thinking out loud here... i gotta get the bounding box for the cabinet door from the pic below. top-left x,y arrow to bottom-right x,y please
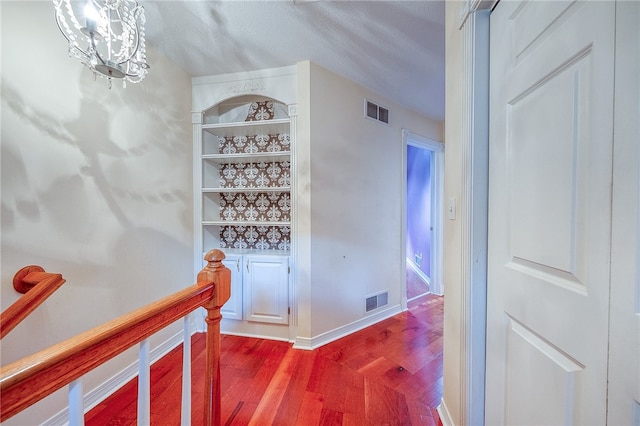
221,254 -> 243,320
244,255 -> 289,324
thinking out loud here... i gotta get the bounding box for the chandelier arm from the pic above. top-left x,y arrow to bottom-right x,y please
117,5 -> 143,66
92,37 -> 108,68
53,8 -> 71,43
54,8 -> 91,59
116,25 -> 140,66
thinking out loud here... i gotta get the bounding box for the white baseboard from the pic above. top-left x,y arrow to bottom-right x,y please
292,304 -> 403,350
221,330 -> 292,343
43,330 -> 187,426
406,257 -> 431,286
437,398 -> 454,426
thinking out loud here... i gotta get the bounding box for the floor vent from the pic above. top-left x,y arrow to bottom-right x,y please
365,291 -> 389,313
365,99 -> 389,124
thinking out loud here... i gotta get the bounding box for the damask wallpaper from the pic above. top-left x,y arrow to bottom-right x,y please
220,192 -> 291,222
245,100 -> 275,121
220,225 -> 291,250
218,133 -> 290,155
216,105 -> 291,250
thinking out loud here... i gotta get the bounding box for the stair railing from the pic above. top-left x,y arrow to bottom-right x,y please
0,249 -> 231,425
1,265 -> 66,339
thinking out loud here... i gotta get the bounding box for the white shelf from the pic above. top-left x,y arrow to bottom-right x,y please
208,248 -> 290,256
202,119 -> 290,137
203,152 -> 290,164
202,220 -> 291,226
202,186 -> 291,193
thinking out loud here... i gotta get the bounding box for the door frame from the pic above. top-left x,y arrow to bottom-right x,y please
401,130 -> 444,308
439,5 -> 492,426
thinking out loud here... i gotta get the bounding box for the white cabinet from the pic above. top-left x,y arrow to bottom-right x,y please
220,253 -> 289,325
244,255 -> 289,324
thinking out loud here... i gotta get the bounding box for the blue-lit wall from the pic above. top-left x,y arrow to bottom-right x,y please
406,145 -> 432,278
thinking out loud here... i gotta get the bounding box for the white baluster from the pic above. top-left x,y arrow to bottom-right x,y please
137,339 -> 150,426
181,314 -> 192,425
68,379 -> 84,426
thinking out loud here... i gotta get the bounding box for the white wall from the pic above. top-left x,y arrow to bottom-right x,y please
0,2 -> 193,424
296,61 -> 443,341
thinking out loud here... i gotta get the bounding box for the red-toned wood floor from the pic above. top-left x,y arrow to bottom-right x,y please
86,294 -> 443,425
406,264 -> 430,300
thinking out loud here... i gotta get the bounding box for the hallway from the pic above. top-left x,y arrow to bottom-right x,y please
85,295 -> 444,425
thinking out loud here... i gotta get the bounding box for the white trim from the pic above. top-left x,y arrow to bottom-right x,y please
459,0 -> 499,29
292,304 -> 403,350
406,257 -> 430,287
192,116 -> 204,283
292,336 -> 314,351
220,318 -> 291,341
192,65 -> 297,87
457,8 -> 490,426
288,103 -> 299,342
437,399 -> 455,426
221,330 -> 292,343
191,66 -> 297,113
401,130 -> 445,303
43,330 -> 188,426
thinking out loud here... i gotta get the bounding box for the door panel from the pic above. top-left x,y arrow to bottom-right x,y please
487,1 -> 615,424
244,255 -> 289,324
504,317 -> 584,425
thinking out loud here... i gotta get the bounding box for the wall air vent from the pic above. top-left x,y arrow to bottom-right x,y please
365,291 -> 389,313
365,99 -> 390,124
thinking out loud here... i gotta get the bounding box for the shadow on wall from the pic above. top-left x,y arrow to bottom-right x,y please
1,74 -> 191,244
0,39 -> 193,345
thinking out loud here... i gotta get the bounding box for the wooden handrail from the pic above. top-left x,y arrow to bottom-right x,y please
0,249 -> 231,424
1,266 -> 66,339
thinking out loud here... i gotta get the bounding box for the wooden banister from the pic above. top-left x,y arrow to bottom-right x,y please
1,266 -> 66,339
0,250 -> 231,424
198,249 -> 231,426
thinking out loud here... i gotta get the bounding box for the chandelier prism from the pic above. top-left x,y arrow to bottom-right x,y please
53,0 -> 149,86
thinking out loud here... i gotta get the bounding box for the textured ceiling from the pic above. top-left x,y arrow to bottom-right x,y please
144,1 -> 445,122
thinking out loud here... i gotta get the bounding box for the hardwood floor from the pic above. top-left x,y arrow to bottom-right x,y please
406,264 -> 430,300
85,295 -> 443,425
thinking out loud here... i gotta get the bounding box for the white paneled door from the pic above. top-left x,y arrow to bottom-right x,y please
486,1 -> 615,424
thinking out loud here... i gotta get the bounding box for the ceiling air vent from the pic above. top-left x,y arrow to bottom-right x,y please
365,291 -> 389,313
365,99 -> 389,124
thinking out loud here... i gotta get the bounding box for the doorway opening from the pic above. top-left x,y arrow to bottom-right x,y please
402,131 -> 444,308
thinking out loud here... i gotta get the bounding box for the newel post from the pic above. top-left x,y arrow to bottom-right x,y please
197,249 -> 231,426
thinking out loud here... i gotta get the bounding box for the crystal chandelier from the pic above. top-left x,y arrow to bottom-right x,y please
53,0 -> 149,87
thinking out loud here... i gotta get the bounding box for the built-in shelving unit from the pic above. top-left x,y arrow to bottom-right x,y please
198,96 -> 292,253
194,91 -> 295,337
